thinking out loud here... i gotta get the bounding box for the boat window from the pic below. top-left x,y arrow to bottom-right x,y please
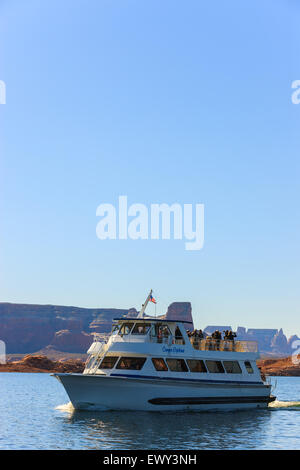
166,358 -> 188,372
85,355 -> 95,369
99,356 -> 119,369
223,361 -> 242,374
131,323 -> 151,335
153,324 -> 171,343
116,357 -> 146,370
152,358 -> 168,371
111,325 -> 119,335
186,359 -> 207,373
244,361 -> 254,374
174,326 -> 185,345
205,360 -> 225,373
119,323 -> 133,335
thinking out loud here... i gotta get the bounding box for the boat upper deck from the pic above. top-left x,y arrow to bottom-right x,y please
83,293 -> 261,380
98,317 -> 258,354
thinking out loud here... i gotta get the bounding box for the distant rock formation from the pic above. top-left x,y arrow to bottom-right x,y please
287,335 -> 300,350
270,328 -> 289,355
158,302 -> 194,330
126,308 -> 139,318
204,326 -> 232,335
236,326 -> 247,337
49,330 -> 93,353
0,303 -> 129,353
206,325 -> 298,356
88,308 -> 130,333
246,328 -> 278,353
0,301 -> 298,356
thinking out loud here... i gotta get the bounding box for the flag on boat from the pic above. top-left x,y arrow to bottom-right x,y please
149,294 -> 156,304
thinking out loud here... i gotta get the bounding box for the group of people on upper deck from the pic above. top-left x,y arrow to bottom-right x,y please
186,329 -> 237,341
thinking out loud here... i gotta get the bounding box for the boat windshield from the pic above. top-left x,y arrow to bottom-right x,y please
150,323 -> 171,343
131,323 -> 151,335
85,355 -> 95,369
111,324 -> 120,335
119,322 -> 134,335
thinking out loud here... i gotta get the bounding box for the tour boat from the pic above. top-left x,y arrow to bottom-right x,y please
53,291 -> 276,411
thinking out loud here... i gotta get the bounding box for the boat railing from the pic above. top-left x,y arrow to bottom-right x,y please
190,338 -> 258,353
84,334 -> 111,374
91,332 -> 110,343
149,334 -> 185,345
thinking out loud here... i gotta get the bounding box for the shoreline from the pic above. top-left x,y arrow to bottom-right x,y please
258,356 -> 300,377
0,355 -> 84,373
1,354 -> 300,376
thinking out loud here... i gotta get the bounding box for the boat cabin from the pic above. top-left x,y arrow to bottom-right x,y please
110,317 -> 187,345
83,317 -> 260,382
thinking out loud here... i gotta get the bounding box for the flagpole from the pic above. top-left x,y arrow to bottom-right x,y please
137,289 -> 153,318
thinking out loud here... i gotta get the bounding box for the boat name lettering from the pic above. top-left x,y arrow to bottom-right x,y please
162,346 -> 185,354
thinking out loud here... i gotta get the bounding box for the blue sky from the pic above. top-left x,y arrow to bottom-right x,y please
0,0 -> 299,337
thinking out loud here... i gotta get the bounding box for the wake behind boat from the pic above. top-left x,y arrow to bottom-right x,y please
53,291 -> 276,411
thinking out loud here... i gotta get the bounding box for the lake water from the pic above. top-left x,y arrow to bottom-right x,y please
0,373 -> 300,450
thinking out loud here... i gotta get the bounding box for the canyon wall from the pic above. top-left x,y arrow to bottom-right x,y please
0,302 -> 298,356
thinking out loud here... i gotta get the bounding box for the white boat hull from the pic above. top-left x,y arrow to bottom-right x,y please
54,373 -> 275,412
